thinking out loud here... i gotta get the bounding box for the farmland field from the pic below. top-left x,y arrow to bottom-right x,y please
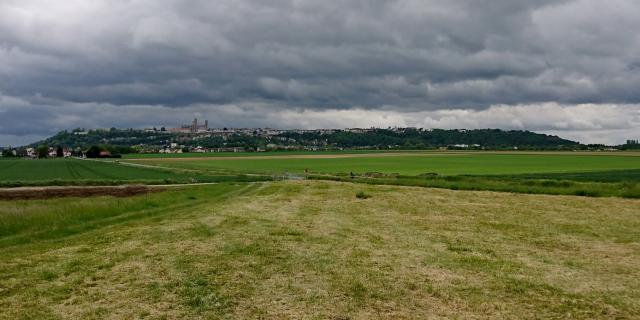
123,150 -> 406,159
128,152 -> 640,176
0,159 -> 184,181
0,159 -> 270,186
123,151 -> 640,198
2,152 -> 640,318
1,181 -> 639,319
2,152 -> 640,197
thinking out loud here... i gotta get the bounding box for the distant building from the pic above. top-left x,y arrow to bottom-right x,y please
170,118 -> 210,133
169,127 -> 191,133
26,148 -> 36,158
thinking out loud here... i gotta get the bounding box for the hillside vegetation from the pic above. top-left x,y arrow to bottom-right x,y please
32,128 -> 578,150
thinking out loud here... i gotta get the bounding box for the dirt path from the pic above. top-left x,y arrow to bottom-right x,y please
0,185 -> 166,200
0,183 -> 224,199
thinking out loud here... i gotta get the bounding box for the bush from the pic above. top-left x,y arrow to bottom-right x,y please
36,145 -> 49,158
355,191 -> 371,199
1,149 -> 15,157
86,145 -> 102,158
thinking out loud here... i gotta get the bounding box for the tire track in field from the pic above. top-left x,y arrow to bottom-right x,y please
74,161 -> 120,180
0,161 -> 19,176
66,161 -> 82,179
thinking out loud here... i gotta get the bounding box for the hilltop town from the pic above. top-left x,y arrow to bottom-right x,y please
1,119 -> 638,159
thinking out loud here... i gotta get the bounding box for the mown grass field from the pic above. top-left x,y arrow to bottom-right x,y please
1,181 -> 639,319
130,152 -> 640,176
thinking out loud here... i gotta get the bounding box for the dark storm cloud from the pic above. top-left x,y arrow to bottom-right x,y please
1,0 -> 639,145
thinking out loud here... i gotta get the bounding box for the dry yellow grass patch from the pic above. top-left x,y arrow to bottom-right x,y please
0,181 -> 639,319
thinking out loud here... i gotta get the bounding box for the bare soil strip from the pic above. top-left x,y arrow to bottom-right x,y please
0,185 -> 162,200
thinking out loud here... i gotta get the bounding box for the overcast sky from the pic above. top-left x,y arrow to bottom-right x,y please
1,0 -> 639,146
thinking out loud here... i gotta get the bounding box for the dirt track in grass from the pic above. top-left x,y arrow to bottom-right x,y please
0,185 -> 161,200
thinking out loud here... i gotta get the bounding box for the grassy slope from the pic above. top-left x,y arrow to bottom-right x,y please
135,153 -> 640,176
1,181 -> 638,319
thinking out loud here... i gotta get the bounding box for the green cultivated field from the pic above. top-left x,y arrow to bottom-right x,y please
123,150 -> 402,159
0,159 -> 182,181
133,152 -> 640,176
0,159 -> 270,187
1,182 -> 639,318
2,152 -> 640,197
129,152 -> 640,198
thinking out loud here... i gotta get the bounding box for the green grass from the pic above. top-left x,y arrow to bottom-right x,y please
310,173 -> 640,198
4,154 -> 640,199
0,159 -> 272,187
0,159 -> 186,181
491,169 -> 640,183
1,181 -> 639,318
134,153 -> 640,176
0,184 -> 249,247
126,152 -> 640,198
123,150 -> 407,159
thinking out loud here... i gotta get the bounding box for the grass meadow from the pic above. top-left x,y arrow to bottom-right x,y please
1,181 -> 639,319
123,150 -> 403,159
126,152 -> 640,198
2,152 -> 639,197
311,171 -> 640,198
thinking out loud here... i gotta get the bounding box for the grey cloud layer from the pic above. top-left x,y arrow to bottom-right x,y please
1,0 -> 639,144
1,93 -> 638,145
